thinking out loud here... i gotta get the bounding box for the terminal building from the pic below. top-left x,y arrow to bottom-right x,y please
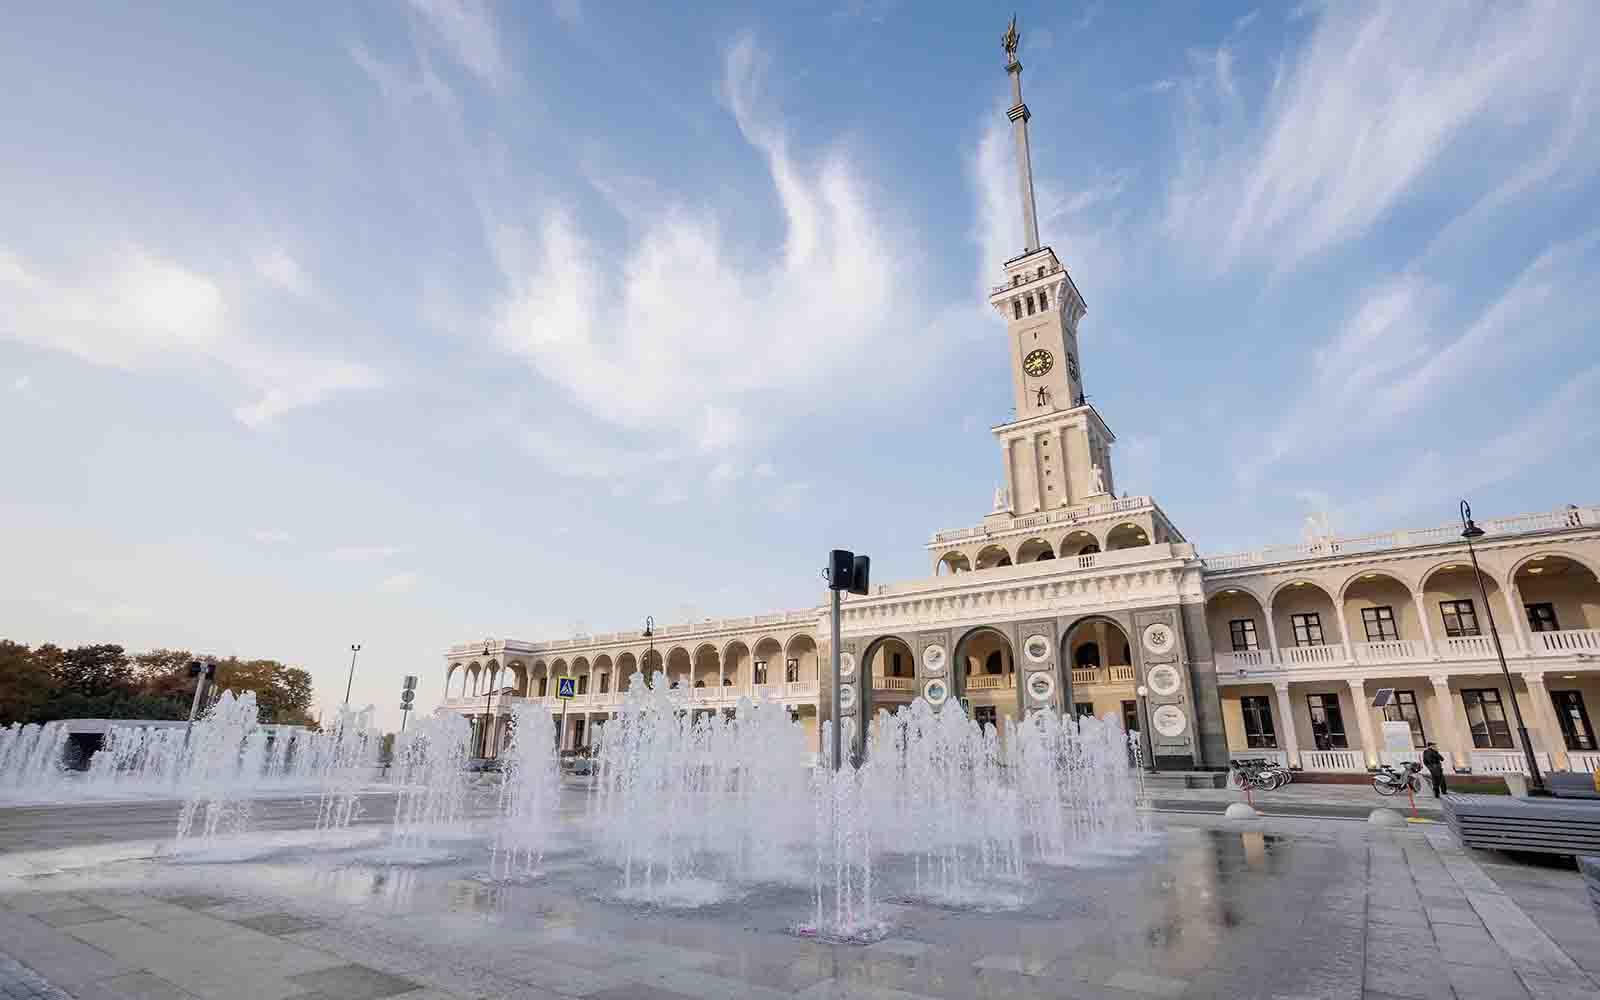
439,27 -> 1600,778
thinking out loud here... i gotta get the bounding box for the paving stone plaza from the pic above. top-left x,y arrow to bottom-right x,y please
1,791 -> 1596,1000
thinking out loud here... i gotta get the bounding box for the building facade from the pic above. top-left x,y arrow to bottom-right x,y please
438,27 -> 1600,777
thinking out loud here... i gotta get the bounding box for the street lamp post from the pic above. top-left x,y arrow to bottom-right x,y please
643,616 -> 655,686
1135,684 -> 1157,774
1459,500 -> 1544,792
343,643 -> 362,706
481,640 -> 496,759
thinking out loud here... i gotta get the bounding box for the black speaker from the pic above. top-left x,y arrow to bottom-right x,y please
829,549 -> 855,591
849,554 -> 871,595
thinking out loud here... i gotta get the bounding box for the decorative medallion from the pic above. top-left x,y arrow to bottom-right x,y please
1023,633 -> 1051,664
838,683 -> 857,712
921,643 -> 947,675
839,652 -> 856,679
922,677 -> 949,706
1146,664 -> 1182,697
1152,704 -> 1188,738
1026,671 -> 1056,702
1141,622 -> 1175,656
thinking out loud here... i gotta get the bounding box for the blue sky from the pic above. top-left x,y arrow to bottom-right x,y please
3,2 -> 1598,727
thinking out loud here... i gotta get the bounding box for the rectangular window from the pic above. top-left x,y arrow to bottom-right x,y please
1013,299 -> 1022,319
1381,689 -> 1426,748
1240,695 -> 1277,748
1440,599 -> 1480,638
1361,606 -> 1399,642
1525,603 -> 1560,633
1461,689 -> 1513,749
599,673 -> 609,694
1228,619 -> 1259,652
1305,693 -> 1348,750
785,658 -> 799,683
577,674 -> 588,695
1551,690 -> 1596,751
754,660 -> 768,685
974,706 -> 997,728
1074,702 -> 1095,719
537,677 -> 548,697
891,652 -> 904,677
1121,700 -> 1139,734
1038,287 -> 1049,310
1026,294 -> 1035,315
1291,613 -> 1325,647
572,718 -> 585,747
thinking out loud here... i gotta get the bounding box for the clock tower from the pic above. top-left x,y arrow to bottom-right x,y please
986,19 -> 1115,517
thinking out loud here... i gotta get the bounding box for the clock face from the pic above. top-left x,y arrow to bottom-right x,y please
1023,349 -> 1054,378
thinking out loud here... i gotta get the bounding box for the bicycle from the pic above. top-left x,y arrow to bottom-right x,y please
1230,758 -> 1289,791
1372,761 -> 1423,796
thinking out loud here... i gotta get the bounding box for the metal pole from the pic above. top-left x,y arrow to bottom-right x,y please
343,644 -> 361,706
1463,530 -> 1544,791
184,665 -> 210,749
559,693 -> 569,759
830,587 -> 842,770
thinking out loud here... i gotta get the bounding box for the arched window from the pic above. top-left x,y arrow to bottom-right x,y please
1013,299 -> 1022,319
723,677 -> 733,686
985,650 -> 1004,675
1075,642 -> 1101,668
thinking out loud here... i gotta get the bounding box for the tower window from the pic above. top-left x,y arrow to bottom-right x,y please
1013,299 -> 1022,319
1026,295 -> 1035,315
1037,266 -> 1045,279
1038,288 -> 1049,310
1012,275 -> 1021,287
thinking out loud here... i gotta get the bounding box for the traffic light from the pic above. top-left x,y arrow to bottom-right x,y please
828,550 -> 872,595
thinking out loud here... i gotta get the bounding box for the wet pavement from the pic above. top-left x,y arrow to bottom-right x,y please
1,790 -> 1595,999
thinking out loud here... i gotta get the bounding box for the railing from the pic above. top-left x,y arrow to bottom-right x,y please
1532,629 -> 1600,654
874,676 -> 916,692
1281,643 -> 1346,666
1568,751 -> 1600,773
965,674 -> 1013,691
1108,665 -> 1137,683
929,495 -> 1156,545
1071,668 -> 1100,686
1379,750 -> 1425,766
1469,751 -> 1553,775
1202,504 -> 1598,572
1353,639 -> 1426,664
1440,635 -> 1504,660
1301,749 -> 1365,772
1215,649 -> 1273,673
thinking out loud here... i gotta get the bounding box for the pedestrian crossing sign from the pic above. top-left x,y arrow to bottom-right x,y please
556,677 -> 577,699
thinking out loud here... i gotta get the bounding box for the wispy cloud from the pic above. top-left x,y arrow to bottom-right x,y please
330,545 -> 408,562
407,0 -> 510,89
253,248 -> 313,299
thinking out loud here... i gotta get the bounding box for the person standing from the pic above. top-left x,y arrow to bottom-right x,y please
1422,742 -> 1447,797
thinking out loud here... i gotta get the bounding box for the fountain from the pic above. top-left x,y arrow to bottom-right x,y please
0,722 -> 71,799
387,709 -> 473,859
489,702 -> 559,879
174,691 -> 266,850
314,704 -> 383,836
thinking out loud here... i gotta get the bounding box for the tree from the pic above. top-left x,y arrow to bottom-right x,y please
0,641 -> 50,725
53,644 -> 131,698
211,658 -> 316,726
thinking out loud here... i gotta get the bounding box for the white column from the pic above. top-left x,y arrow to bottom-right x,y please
1347,678 -> 1379,767
1002,439 -> 1017,512
1503,582 -> 1530,654
1262,604 -> 1282,665
1273,680 -> 1301,768
1520,672 -> 1565,770
1429,675 -> 1462,772
1415,592 -> 1438,658
1055,427 -> 1072,506
1333,601 -> 1355,664
1030,434 -> 1045,512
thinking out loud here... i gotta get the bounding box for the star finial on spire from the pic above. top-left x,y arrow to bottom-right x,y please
1002,14 -> 1020,66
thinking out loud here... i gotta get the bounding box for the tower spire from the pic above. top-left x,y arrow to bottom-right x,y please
1002,15 -> 1041,253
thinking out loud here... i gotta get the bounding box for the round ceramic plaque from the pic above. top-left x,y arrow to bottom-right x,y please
922,677 -> 949,706
1026,671 -> 1056,702
1152,704 -> 1188,738
839,652 -> 856,679
1142,622 -> 1175,656
1023,634 -> 1051,664
838,683 -> 857,711
1146,663 -> 1182,697
921,644 -> 947,675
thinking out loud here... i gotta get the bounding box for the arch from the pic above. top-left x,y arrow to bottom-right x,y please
938,551 -> 972,575
1058,529 -> 1101,558
862,635 -> 914,685
752,636 -> 783,686
1268,578 -> 1344,645
1335,567 -> 1416,605
1061,615 -> 1134,682
1511,552 -> 1600,633
1417,559 -> 1500,593
1265,577 -> 1337,608
592,653 -> 614,694
954,626 -> 1014,695
693,643 -> 721,687
465,661 -> 482,697
616,651 -> 640,690
506,660 -> 528,696
721,640 -> 751,687
1508,548 -> 1600,583
785,633 -> 818,682
445,662 -> 462,698
1205,588 -> 1269,657
1017,537 -> 1055,563
550,657 -> 569,678
1105,521 -> 1150,551
665,646 -> 692,688
975,543 -> 1013,570
1339,570 -> 1422,648
572,655 -> 591,675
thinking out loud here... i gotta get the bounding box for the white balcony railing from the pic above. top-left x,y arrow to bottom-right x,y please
1281,643 -> 1346,666
1108,665 -> 1137,683
965,674 -> 1013,691
1301,749 -> 1365,772
1469,751 -> 1552,775
1568,751 -> 1600,773
1379,750 -> 1425,766
874,676 -> 916,692
1440,635 -> 1504,660
1353,639 -> 1426,664
1215,649 -> 1274,672
1071,668 -> 1100,685
1532,628 -> 1600,655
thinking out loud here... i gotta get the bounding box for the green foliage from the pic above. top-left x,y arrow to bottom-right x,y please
0,639 -> 319,727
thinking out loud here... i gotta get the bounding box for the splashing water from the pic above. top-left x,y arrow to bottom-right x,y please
314,705 -> 383,836
389,709 -> 473,857
490,702 -> 559,879
0,722 -> 72,798
174,691 -> 264,850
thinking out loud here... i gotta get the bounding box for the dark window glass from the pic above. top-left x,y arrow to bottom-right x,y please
578,675 -> 588,694
1038,287 -> 1049,309
754,660 -> 768,685
1013,299 -> 1022,319
985,650 -> 1004,675
786,658 -> 799,682
974,706 -> 997,728
1074,702 -> 1095,718
599,673 -> 609,694
1551,690 -> 1596,751
1291,613 -> 1325,647
1074,642 -> 1101,668
572,718 -> 585,747
1461,689 -> 1513,749
1381,690 -> 1426,748
1229,619 -> 1259,652
1361,606 -> 1399,642
1306,693 -> 1348,749
1440,600 -> 1480,638
891,651 -> 904,677
1525,603 -> 1560,633
1241,695 -> 1276,748
1121,700 -> 1139,734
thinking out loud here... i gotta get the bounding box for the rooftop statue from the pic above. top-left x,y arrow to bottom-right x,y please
1003,15 -> 1020,64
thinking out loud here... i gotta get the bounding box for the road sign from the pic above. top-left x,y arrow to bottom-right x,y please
556,677 -> 577,699
401,688 -> 415,705
402,675 -> 418,691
